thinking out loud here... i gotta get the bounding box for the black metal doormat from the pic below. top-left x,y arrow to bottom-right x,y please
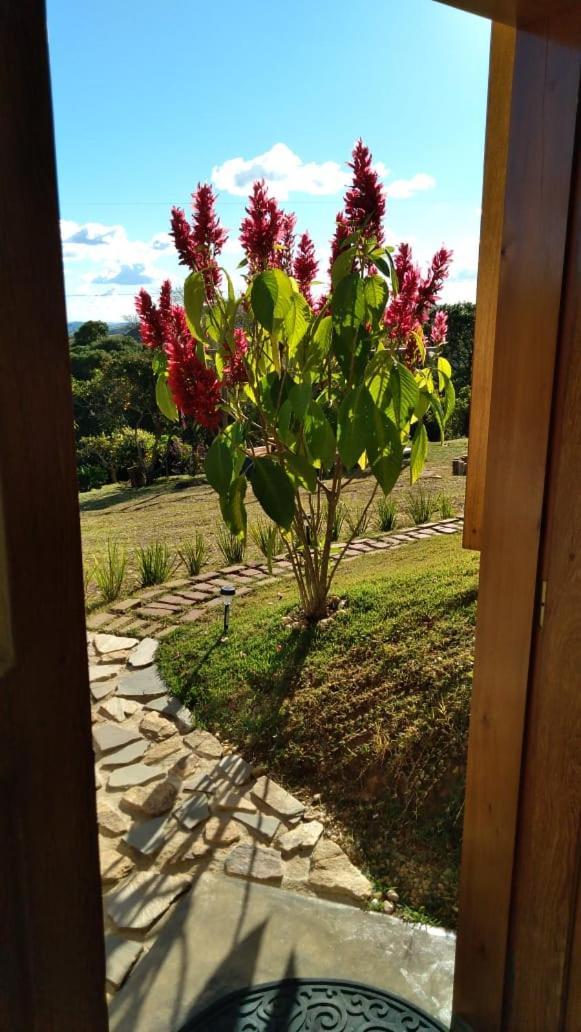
180,977 -> 447,1031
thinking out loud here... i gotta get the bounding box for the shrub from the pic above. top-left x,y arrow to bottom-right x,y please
217,527 -> 246,565
406,485 -> 436,525
377,497 -> 397,531
140,140 -> 455,621
178,533 -> 207,576
437,492 -> 454,519
251,520 -> 282,573
136,540 -> 176,587
93,541 -> 127,603
345,504 -> 372,539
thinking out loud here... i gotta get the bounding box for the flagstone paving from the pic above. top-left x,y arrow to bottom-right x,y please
86,518 -> 464,639
91,520 -> 464,1003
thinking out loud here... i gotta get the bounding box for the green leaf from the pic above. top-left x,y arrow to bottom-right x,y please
151,351 -> 167,375
390,363 -> 420,427
249,457 -> 295,530
330,246 -> 356,288
284,291 -> 310,352
286,451 -> 317,492
330,273 -> 365,328
220,475 -> 247,538
184,271 -> 206,339
288,381 -> 311,422
364,275 -> 388,316
250,269 -> 293,331
437,356 -> 452,380
205,437 -> 233,494
372,451 -> 402,495
277,399 -> 295,447
410,423 -> 428,484
337,386 -> 373,469
304,401 -> 336,469
443,378 -> 456,425
155,375 -> 178,422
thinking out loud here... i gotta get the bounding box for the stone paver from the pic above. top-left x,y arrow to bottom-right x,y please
121,779 -> 179,818
105,870 -> 190,931
216,753 -> 252,786
108,763 -> 165,790
125,814 -> 173,856
101,739 -> 149,767
278,820 -> 324,855
225,843 -> 283,883
94,634 -> 139,655
116,666 -> 166,699
251,775 -> 305,819
183,729 -> 223,759
233,809 -> 280,842
93,723 -> 141,754
174,794 -> 210,831
105,935 -> 143,989
127,637 -> 158,669
98,801 -> 131,837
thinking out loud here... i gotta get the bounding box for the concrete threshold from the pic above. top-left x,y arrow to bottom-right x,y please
109,872 -> 455,1031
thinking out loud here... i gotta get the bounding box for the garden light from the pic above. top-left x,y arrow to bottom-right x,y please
220,584 -> 236,638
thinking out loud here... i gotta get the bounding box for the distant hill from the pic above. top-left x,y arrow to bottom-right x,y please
67,321 -> 133,336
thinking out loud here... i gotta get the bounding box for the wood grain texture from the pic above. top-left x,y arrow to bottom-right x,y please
505,126 -> 581,1032
0,2 -> 107,1029
438,0 -> 579,30
463,23 -> 515,552
452,18 -> 580,1032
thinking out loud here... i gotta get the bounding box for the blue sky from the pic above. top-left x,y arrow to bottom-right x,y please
47,0 -> 491,323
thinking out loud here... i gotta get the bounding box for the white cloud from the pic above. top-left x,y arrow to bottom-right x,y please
92,263 -> 154,285
386,173 -> 436,199
212,142 -> 389,200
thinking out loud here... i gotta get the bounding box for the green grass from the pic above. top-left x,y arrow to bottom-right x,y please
79,438 -> 468,593
158,534 -> 478,928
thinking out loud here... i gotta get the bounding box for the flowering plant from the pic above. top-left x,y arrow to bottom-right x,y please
136,141 -> 454,621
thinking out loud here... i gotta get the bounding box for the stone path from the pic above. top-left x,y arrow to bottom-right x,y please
92,520 -> 464,1000
87,518 -> 464,640
92,634 -> 382,999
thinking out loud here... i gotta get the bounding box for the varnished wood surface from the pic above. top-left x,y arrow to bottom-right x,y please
438,0 -> 580,32
463,23 -> 515,551
505,131 -> 581,1032
0,1 -> 107,1029
452,17 -> 580,1032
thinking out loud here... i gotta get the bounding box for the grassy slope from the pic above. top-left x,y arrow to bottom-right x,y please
158,533 -> 478,928
79,438 -> 468,587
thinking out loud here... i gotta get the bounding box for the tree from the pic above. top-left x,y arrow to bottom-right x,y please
72,320 -> 109,348
438,302 -> 474,393
137,142 -> 455,622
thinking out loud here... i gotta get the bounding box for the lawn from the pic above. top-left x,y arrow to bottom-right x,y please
79,437 -> 468,589
157,532 -> 478,928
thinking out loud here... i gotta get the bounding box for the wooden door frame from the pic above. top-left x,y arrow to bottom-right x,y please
453,7 -> 580,1031
0,2 -> 108,1029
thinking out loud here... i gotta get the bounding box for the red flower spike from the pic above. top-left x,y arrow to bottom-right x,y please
430,310 -> 448,346
240,180 -> 284,274
293,231 -> 318,307
170,207 -> 198,269
223,328 -> 249,386
166,338 -> 222,429
135,287 -> 166,350
344,139 -> 386,243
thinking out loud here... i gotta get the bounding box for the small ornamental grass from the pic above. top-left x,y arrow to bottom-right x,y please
251,520 -> 282,573
136,540 -> 176,587
217,526 -> 246,565
330,502 -> 348,542
93,540 -> 127,603
376,497 -> 397,532
437,492 -> 454,519
406,485 -> 436,526
178,533 -> 207,576
345,503 -> 372,539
